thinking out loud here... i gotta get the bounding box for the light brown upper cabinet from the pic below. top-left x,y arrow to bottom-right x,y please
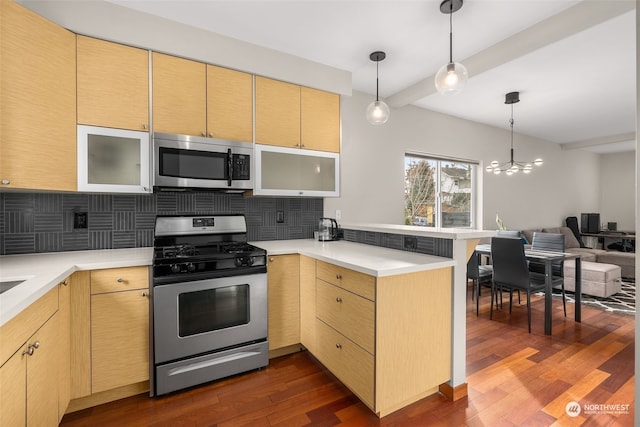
152,52 -> 207,136
207,64 -> 253,142
256,76 -> 340,153
301,87 -> 340,152
0,1 -> 76,191
77,35 -> 149,131
153,53 -> 253,142
255,76 -> 301,149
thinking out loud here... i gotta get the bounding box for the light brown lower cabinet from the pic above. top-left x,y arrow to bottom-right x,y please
91,289 -> 150,393
0,286 -> 62,427
68,266 -> 150,413
307,260 -> 453,417
267,254 -> 300,351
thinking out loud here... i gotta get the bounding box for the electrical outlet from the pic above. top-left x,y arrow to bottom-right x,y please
74,212 -> 88,229
404,236 -> 418,250
276,211 -> 285,223
335,209 -> 341,221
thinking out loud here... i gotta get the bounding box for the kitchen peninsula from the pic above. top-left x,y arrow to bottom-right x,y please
257,223 -> 495,414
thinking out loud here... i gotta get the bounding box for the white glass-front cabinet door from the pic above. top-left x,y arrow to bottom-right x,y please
77,125 -> 151,193
254,144 -> 340,197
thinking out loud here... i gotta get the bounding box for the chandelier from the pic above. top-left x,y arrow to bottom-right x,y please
485,91 -> 543,175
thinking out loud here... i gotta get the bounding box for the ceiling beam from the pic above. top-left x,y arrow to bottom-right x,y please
386,0 -> 635,108
560,132 -> 636,151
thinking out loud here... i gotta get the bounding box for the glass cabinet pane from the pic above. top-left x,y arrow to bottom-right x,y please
88,134 -> 141,185
255,144 -> 339,196
78,125 -> 150,193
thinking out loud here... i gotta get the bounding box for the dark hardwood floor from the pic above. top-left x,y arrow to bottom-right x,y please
61,284 -> 635,426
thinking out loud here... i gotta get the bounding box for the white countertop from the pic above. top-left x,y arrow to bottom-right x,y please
340,223 -> 496,240
0,248 -> 153,327
251,239 -> 455,277
0,239 -> 454,327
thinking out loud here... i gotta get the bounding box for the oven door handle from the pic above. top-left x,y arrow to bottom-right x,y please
227,148 -> 233,187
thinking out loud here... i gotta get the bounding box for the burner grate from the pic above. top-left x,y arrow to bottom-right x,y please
159,244 -> 199,259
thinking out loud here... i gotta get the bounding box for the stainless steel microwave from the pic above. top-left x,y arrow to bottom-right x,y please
153,133 -> 252,191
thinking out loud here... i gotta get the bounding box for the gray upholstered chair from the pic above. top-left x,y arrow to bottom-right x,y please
529,232 -> 567,317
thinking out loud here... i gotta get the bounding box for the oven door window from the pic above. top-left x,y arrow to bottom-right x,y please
158,147 -> 228,180
178,285 -> 249,337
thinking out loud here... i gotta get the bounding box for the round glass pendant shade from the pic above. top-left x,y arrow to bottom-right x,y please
435,62 -> 468,95
366,100 -> 390,125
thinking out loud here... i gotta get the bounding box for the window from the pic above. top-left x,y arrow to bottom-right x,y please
404,153 -> 478,228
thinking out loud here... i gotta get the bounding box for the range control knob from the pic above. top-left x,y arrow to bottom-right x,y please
247,256 -> 255,266
170,264 -> 181,274
186,263 -> 196,272
234,257 -> 243,267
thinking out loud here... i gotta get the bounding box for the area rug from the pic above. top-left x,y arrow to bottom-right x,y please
543,280 -> 635,316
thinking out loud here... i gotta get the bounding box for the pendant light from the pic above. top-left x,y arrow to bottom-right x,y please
434,0 -> 468,95
366,51 -> 390,125
485,92 -> 543,176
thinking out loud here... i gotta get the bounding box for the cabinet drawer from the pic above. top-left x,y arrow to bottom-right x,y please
316,261 -> 375,301
315,319 -> 374,409
91,266 -> 149,294
316,280 -> 374,354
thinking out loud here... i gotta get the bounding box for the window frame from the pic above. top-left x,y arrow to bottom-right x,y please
404,152 -> 479,229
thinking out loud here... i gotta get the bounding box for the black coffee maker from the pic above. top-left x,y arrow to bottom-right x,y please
318,218 -> 341,241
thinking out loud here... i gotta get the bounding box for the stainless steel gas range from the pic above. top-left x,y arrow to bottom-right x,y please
150,215 -> 268,396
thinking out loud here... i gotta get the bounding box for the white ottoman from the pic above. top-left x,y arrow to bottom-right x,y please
563,261 -> 622,298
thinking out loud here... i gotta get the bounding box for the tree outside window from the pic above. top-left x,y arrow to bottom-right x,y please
404,155 -> 475,228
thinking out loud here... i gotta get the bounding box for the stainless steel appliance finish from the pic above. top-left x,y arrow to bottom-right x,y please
153,132 -> 252,191
151,215 -> 268,396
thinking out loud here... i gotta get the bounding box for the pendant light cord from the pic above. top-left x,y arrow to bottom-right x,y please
509,103 -> 515,164
449,2 -> 453,64
376,59 -> 380,101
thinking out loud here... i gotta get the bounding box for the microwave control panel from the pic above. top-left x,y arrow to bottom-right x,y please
232,154 -> 250,180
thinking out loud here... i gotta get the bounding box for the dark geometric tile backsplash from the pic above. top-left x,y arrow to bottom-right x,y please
342,228 -> 453,258
0,192 -> 324,255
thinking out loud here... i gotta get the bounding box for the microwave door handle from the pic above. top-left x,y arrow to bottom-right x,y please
227,149 -> 233,186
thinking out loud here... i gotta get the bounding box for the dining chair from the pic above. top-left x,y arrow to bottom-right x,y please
529,232 -> 567,317
467,252 -> 493,315
490,237 -> 548,333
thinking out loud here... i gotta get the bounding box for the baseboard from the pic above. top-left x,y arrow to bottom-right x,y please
439,382 -> 468,401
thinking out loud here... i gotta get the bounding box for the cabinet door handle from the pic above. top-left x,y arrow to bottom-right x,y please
201,131 -> 206,137
208,132 -> 213,138
142,124 -> 147,130
61,280 -> 68,286
1,179 -> 10,185
335,297 -> 342,303
335,343 -> 342,349
269,257 -> 274,262
22,341 -> 40,356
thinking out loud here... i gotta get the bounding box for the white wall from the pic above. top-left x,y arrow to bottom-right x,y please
599,152 -> 636,231
326,91 -> 603,231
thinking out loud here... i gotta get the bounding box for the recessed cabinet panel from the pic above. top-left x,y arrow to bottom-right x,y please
254,144 -> 339,197
78,125 -> 150,193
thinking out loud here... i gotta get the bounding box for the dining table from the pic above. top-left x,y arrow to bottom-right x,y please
474,244 -> 582,335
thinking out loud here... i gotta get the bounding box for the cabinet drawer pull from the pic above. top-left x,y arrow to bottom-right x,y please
142,124 -> 147,130
61,280 -> 68,286
141,291 -> 148,297
269,257 -> 274,262
116,277 -> 125,283
336,274 -> 342,280
335,343 -> 342,349
335,297 -> 342,303
1,179 -> 10,185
